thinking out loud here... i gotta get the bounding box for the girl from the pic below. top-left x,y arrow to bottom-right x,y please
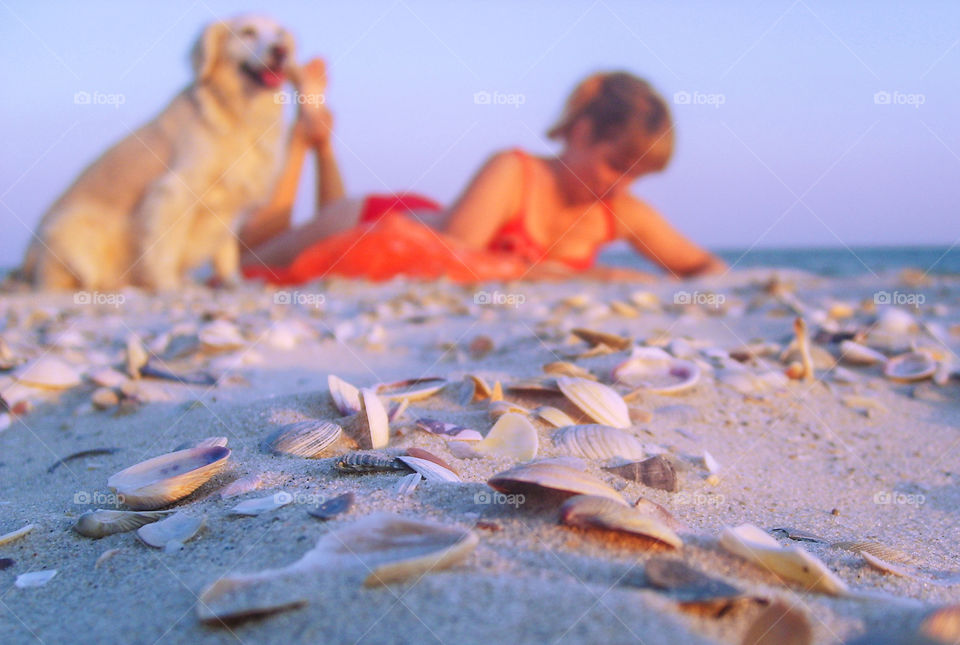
240,60 -> 725,283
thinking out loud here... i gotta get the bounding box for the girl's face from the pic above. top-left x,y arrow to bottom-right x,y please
562,119 -> 642,201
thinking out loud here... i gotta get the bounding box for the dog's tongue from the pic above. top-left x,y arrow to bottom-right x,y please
260,68 -> 284,88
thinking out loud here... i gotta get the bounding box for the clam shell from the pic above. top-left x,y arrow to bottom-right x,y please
231,492 -> 293,516
107,444 -> 230,510
488,462 -> 626,505
557,377 -> 630,428
13,357 -> 81,389
838,340 -> 887,366
415,418 -> 482,441
884,351 -> 937,383
15,569 -> 57,588
571,328 -> 632,350
262,420 -> 343,458
395,456 -> 461,482
470,413 -> 539,460
542,361 -> 595,380
719,523 -> 848,595
463,374 -> 493,401
920,605 -> 960,643
613,348 -> 701,395
395,472 -> 422,496
73,509 -> 171,538
560,495 -> 682,548
532,406 -> 577,428
328,375 -> 361,415
376,377 -> 446,402
136,512 -> 204,548
552,425 -> 645,461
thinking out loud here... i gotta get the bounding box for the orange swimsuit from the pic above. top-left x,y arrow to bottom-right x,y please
243,149 -> 616,284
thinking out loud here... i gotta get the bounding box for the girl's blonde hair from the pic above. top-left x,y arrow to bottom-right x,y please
547,71 -> 674,174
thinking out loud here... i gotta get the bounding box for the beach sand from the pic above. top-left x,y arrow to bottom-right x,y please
1,269 -> 958,644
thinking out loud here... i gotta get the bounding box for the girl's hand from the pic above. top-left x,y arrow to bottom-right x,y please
293,59 -> 334,149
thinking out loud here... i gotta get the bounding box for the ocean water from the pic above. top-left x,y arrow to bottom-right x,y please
600,244 -> 960,277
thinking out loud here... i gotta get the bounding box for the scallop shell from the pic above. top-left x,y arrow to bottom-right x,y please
73,509 -> 171,538
557,377 -> 630,428
395,472 -> 422,496
198,319 -> 245,351
376,377 -> 446,402
136,512 -> 204,549
532,405 -> 578,428
884,351 -> 937,383
838,340 -> 887,366
552,425 -> 646,461
13,357 -> 81,389
328,374 -> 361,415
560,495 -> 682,548
613,348 -> 701,395
395,456 -> 461,482
470,413 -> 538,460
719,523 -> 848,595
262,420 -> 343,458
107,444 -> 230,510
231,492 -> 293,516
488,462 -> 626,505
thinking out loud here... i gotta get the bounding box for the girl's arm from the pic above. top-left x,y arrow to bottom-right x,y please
615,195 -> 726,277
441,151 -> 524,248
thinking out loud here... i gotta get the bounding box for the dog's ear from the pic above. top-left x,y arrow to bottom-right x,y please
191,21 -> 229,82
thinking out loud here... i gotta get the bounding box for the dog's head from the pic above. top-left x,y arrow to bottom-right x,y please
191,15 -> 295,90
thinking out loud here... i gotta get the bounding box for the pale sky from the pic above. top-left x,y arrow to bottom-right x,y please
1,0 -> 958,264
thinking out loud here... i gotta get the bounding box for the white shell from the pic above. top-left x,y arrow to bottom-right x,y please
376,378 -> 447,402
719,523 -> 848,595
395,456 -> 461,482
488,462 -> 626,505
198,320 -> 245,351
360,389 -> 389,449
137,512 -> 204,548
557,377 -> 631,428
263,420 -> 342,458
532,406 -> 578,428
88,367 -> 128,388
108,443 -> 230,510
395,472 -> 422,496
560,495 -> 682,548
552,425 -> 646,461
0,523 -> 35,546
73,510 -> 170,538
231,492 -> 293,516
328,374 -> 361,415
13,357 -> 81,389
15,569 -> 57,588
884,351 -> 937,383
470,413 -> 538,460
838,340 -> 886,366
613,348 -> 701,395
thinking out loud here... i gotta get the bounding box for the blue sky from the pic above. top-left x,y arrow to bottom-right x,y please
1,0 -> 957,263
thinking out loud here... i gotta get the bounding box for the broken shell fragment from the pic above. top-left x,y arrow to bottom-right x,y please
15,569 -> 57,588
552,425 -> 646,461
73,509 -> 171,538
328,374 -> 361,415
605,455 -> 678,492
136,512 -> 204,549
107,443 -> 230,510
0,523 -> 35,546
560,495 -> 682,548
488,462 -> 626,505
557,377 -> 631,428
719,523 -> 848,595
571,328 -> 632,351
470,413 -> 539,460
350,389 -> 389,450
884,351 -> 937,383
262,420 -> 344,458
231,492 -> 294,516
415,418 -> 482,441
395,472 -> 422,496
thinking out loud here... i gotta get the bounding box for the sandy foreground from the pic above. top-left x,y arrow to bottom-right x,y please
0,269 -> 958,645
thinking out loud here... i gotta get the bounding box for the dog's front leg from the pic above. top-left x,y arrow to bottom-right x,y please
212,236 -> 240,287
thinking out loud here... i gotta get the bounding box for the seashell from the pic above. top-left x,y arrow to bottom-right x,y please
560,495 -> 681,548
506,377 -> 560,394
231,492 -> 293,516
376,377 -> 447,402
719,523 -> 848,595
490,380 -> 504,401
95,548 -> 121,568
463,374 -> 493,401
307,492 -> 354,520
335,452 -> 411,474
613,348 -> 701,395
628,557 -> 753,615
139,361 -> 216,385
741,600 -> 812,645
860,550 -> 915,578
387,398 -> 409,423
264,320 -> 305,350
702,450 -> 720,474
88,367 -> 128,389
488,462 -> 626,505
0,523 -> 35,546
405,448 -> 458,474
875,307 -> 918,336
13,357 -> 81,389
395,456 -> 461,482
789,317 -> 814,381
553,425 -> 645,461
605,456 -> 678,492
137,512 -> 204,549
73,509 -> 170,538
120,380 -> 173,403
532,405 -> 577,428
262,420 -> 343,458
557,377 -> 630,428
715,368 -> 788,396
198,319 -> 245,351
542,361 -> 595,380
395,472 -> 422,496
920,605 -> 960,643
125,334 -> 149,378
831,540 -> 918,565
769,527 -> 828,543
108,443 -> 230,510
634,498 -> 688,533
15,569 -> 57,588
838,340 -> 887,366
415,418 -> 482,441
884,351 -> 937,383
469,413 -> 538,460
328,374 -> 361,415
91,387 -> 119,410
608,300 -> 638,317
343,389 -> 389,450
571,328 -> 632,351
487,400 -> 531,420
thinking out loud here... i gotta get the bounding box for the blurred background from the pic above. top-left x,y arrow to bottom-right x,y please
1,0 -> 957,273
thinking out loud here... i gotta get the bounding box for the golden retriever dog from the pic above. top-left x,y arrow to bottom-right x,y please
22,15 -> 295,290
